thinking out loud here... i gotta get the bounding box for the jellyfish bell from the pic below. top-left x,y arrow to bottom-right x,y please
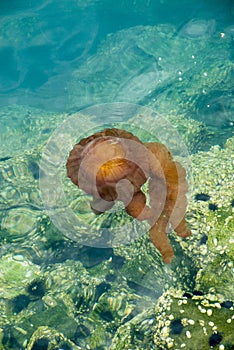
96,158 -> 134,185
82,137 -> 126,166
78,137 -> 127,192
67,128 -> 150,195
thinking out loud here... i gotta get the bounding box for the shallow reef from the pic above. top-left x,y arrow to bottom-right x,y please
0,105 -> 69,159
0,114 -> 233,348
189,137 -> 234,301
111,289 -> 234,350
153,289 -> 234,350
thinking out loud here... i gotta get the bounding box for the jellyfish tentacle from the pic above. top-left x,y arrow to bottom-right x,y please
174,219 -> 191,238
144,141 -> 191,257
144,142 -> 173,179
90,197 -> 115,215
126,191 -> 148,220
165,161 -> 191,238
149,218 -> 174,264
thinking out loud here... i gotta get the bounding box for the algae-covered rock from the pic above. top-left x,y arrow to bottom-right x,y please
1,208 -> 40,243
110,288 -> 234,350
125,110 -> 212,153
0,148 -> 74,263
205,209 -> 234,261
173,135 -> 234,300
0,261 -> 93,349
42,259 -> 157,349
196,255 -> 234,302
153,289 -> 234,350
0,254 -> 41,299
69,22 -> 224,110
27,326 -> 81,350
68,25 -> 174,109
0,147 -> 44,211
114,232 -> 196,299
44,260 -> 101,314
1,299 -> 79,349
182,136 -> 234,266
110,307 -> 156,350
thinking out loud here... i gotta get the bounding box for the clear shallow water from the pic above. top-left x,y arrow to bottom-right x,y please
0,1 -> 234,349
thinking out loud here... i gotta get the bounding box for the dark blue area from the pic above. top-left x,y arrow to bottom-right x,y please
0,0 -> 99,110
0,47 -> 20,91
0,0 -> 233,111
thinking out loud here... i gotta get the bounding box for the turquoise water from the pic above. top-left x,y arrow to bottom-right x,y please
0,1 -> 234,349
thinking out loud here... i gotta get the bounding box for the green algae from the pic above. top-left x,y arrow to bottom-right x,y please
0,255 -> 41,299
180,136 -> 234,303
1,207 -> 39,238
4,301 -> 79,349
154,290 -> 234,350
206,209 -> 234,260
196,255 -> 234,301
110,308 -> 156,350
110,289 -> 234,349
27,326 -> 82,350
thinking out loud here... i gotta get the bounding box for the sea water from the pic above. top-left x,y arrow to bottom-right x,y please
0,1 -> 234,349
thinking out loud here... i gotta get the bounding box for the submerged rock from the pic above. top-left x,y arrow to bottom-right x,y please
68,23 -> 199,110
178,19 -> 216,39
110,307 -> 156,349
153,289 -> 234,349
0,254 -> 41,299
126,110 -> 212,153
0,105 -> 68,159
179,136 -> 234,300
67,22 -> 233,147
196,255 -> 234,302
27,326 -> 82,350
110,288 -> 234,349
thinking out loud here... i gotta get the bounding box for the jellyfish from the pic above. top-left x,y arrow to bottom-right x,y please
66,128 -> 191,263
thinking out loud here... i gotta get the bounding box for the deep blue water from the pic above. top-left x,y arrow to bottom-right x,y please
0,0 -> 233,112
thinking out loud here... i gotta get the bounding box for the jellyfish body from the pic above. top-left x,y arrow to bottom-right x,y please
66,128 -> 191,263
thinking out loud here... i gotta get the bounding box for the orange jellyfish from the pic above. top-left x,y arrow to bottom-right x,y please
66,128 -> 191,263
